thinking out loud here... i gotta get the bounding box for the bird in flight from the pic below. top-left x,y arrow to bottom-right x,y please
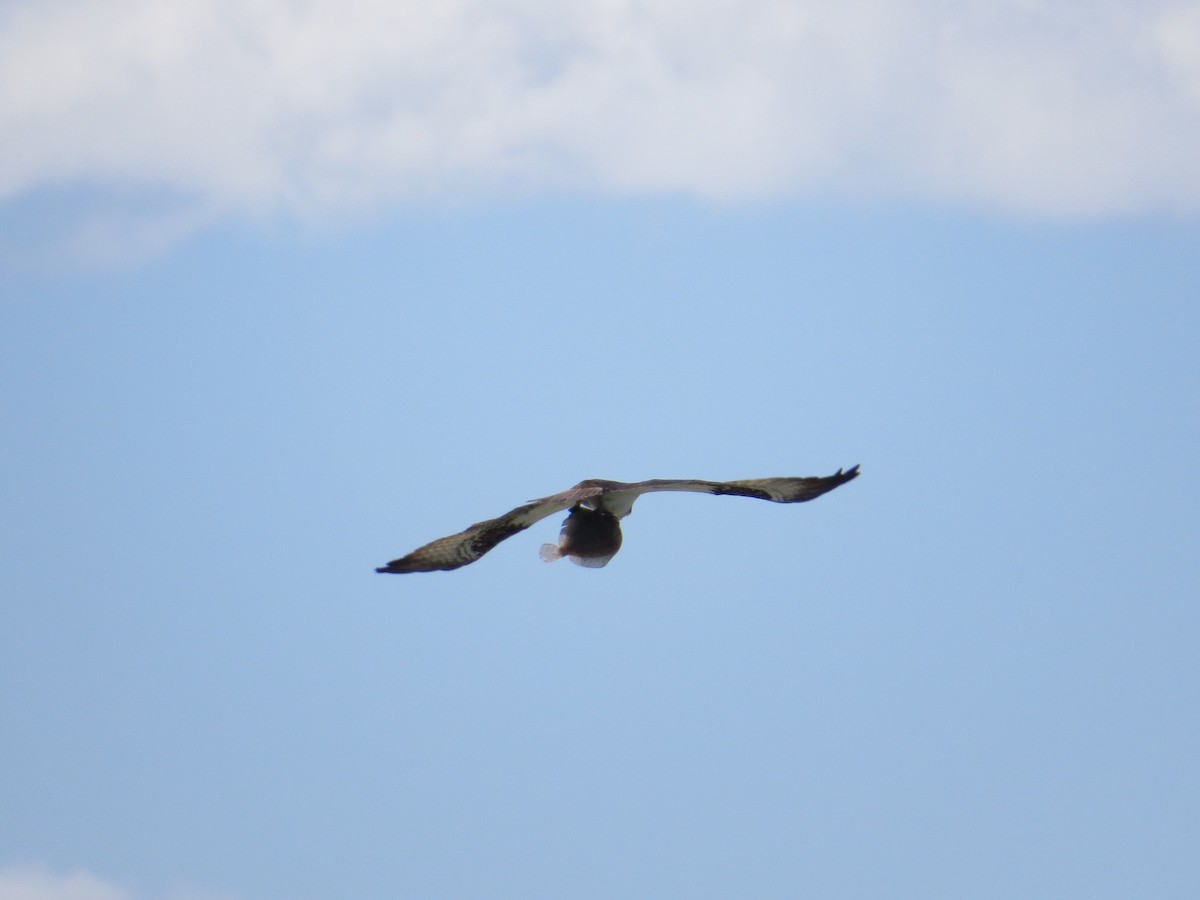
375,465 -> 859,574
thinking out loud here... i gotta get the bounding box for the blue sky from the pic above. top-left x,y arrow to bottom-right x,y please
3,2 -> 1199,899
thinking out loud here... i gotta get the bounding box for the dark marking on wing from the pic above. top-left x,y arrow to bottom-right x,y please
374,490 -> 590,573
375,506 -> 537,573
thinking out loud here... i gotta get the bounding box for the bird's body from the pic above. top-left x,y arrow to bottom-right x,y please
375,466 -> 859,574
538,506 -> 623,567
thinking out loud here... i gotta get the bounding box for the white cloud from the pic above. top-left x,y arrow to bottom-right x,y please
0,864 -> 237,900
0,863 -> 128,900
1,0 -> 1198,229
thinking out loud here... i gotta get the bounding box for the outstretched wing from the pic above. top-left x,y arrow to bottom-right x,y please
375,484 -> 605,573
604,465 -> 860,513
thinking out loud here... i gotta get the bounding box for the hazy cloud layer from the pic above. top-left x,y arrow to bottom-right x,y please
2,0 -> 1199,222
0,864 -> 127,900
0,864 -> 234,900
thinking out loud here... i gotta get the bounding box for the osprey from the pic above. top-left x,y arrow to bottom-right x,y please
375,465 -> 859,574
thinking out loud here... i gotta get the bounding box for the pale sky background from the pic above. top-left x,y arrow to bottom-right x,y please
2,1 -> 1199,899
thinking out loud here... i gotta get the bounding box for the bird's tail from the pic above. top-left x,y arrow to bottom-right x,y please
539,543 -> 563,563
